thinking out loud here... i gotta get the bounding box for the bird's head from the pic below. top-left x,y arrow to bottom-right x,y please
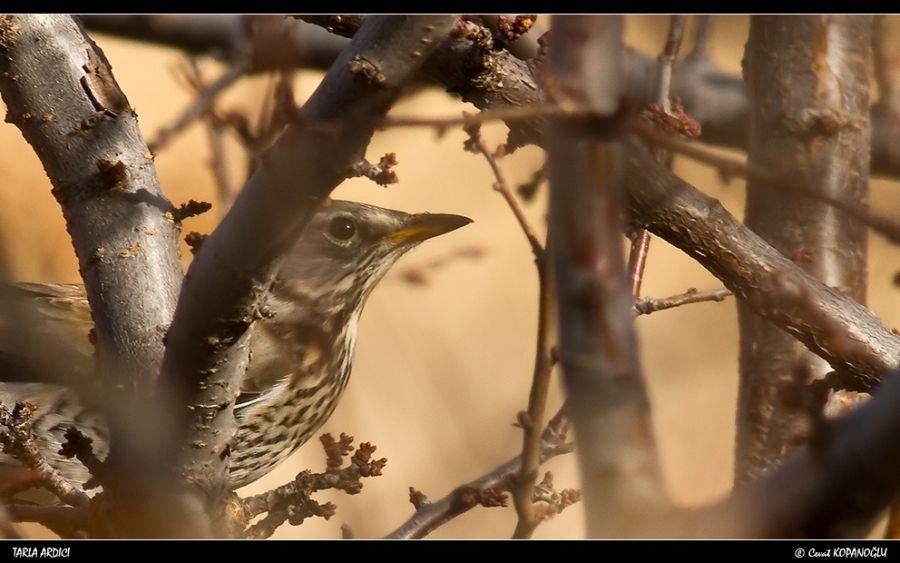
276,200 -> 472,309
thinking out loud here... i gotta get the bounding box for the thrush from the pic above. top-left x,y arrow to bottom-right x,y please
0,200 -> 471,490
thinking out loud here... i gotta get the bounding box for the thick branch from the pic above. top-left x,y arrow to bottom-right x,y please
157,15 -> 455,528
624,139 -> 900,388
658,371 -> 900,537
735,16 -> 872,482
547,16 -> 665,538
0,15 -> 191,537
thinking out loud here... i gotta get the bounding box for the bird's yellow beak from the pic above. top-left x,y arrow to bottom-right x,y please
383,213 -> 473,245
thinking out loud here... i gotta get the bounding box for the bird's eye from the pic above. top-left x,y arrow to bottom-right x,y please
327,216 -> 357,242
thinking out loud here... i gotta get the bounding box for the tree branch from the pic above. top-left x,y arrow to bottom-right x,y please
735,16 -> 872,482
386,407 -> 571,539
156,15 -> 456,531
79,15 -> 900,180
303,15 -> 900,393
462,126 -> 553,538
547,16 -> 666,538
0,14 -> 192,536
624,139 -> 899,389
633,288 -> 732,316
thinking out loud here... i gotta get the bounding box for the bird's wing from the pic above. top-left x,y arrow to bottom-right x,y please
0,283 -> 95,386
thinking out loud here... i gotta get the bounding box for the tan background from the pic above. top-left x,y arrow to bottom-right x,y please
2,16 -> 899,538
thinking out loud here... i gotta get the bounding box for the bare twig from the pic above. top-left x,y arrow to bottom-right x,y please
386,408 -> 571,539
624,138 -> 900,390
180,58 -> 241,209
0,402 -> 89,507
627,230 -> 652,297
465,128 -> 544,264
687,15 -> 712,60
394,245 -> 486,286
149,55 -> 250,152
633,288 -> 732,316
630,16 -> 687,296
463,126 -> 553,538
235,433 -> 386,539
206,118 -> 239,209
627,118 -> 900,245
656,15 -> 686,113
82,15 -> 900,179
379,104 -> 561,131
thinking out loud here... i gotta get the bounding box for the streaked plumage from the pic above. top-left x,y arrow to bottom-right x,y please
0,200 -> 471,490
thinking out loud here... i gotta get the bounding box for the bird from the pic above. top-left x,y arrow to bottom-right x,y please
0,199 -> 472,491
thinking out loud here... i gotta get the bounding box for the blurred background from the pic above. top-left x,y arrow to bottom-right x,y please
2,15 -> 900,538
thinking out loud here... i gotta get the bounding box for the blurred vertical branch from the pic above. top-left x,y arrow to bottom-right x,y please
628,15 -> 687,298
546,15 -> 665,537
736,16 -> 872,483
0,14 -> 197,537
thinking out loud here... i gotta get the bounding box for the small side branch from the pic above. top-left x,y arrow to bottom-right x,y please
149,55 -> 250,153
464,124 -> 554,538
386,408 -> 572,539
633,288 -> 732,317
233,433 -> 386,539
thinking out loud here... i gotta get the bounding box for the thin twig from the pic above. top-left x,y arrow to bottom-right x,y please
379,104 -> 561,132
180,57 -> 241,210
386,407 -> 571,539
466,127 -> 553,538
393,245 -> 486,286
633,288 -> 732,316
626,118 -> 900,245
148,55 -> 250,153
467,129 -> 545,263
0,402 -> 90,508
656,15 -> 686,113
630,15 -> 687,299
628,229 -> 652,298
687,15 -> 712,60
